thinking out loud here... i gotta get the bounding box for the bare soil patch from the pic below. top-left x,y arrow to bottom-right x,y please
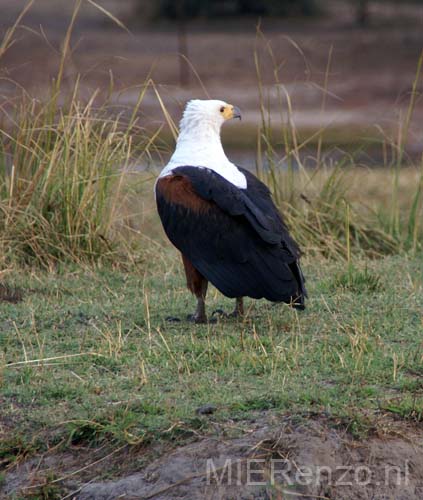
3,416 -> 422,499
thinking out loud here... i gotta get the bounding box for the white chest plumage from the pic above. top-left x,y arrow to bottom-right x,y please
158,112 -> 247,190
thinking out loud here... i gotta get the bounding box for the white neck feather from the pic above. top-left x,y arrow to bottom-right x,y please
159,114 -> 247,189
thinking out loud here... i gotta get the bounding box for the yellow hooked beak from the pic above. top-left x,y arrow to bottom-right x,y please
221,104 -> 242,121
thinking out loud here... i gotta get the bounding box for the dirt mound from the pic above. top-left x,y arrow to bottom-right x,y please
3,418 -> 422,499
74,420 -> 422,499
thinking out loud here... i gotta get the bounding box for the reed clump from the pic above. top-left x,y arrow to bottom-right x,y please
253,30 -> 423,259
0,1 -> 156,268
0,88 -> 137,267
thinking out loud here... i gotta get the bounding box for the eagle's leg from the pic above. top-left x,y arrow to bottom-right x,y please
182,255 -> 208,324
232,297 -> 244,317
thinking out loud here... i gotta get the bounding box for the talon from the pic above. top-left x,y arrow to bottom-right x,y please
187,314 -> 217,324
212,308 -> 242,319
187,314 -> 208,324
212,308 -> 225,316
166,316 -> 181,322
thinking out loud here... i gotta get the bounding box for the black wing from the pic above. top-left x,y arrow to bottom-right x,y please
156,166 -> 306,306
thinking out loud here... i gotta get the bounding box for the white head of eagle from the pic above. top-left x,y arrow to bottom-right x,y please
159,99 -> 247,189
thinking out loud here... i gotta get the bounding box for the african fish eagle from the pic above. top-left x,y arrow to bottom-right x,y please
155,99 -> 306,323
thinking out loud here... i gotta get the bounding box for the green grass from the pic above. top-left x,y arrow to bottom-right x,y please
1,251 -> 422,467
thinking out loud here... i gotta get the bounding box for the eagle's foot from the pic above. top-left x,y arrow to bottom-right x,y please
212,308 -> 225,317
212,308 -> 242,319
186,295 -> 215,324
165,316 -> 181,323
212,298 -> 244,320
187,313 -> 216,324
187,312 -> 207,324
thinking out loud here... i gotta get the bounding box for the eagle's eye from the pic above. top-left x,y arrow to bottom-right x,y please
220,106 -> 225,113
